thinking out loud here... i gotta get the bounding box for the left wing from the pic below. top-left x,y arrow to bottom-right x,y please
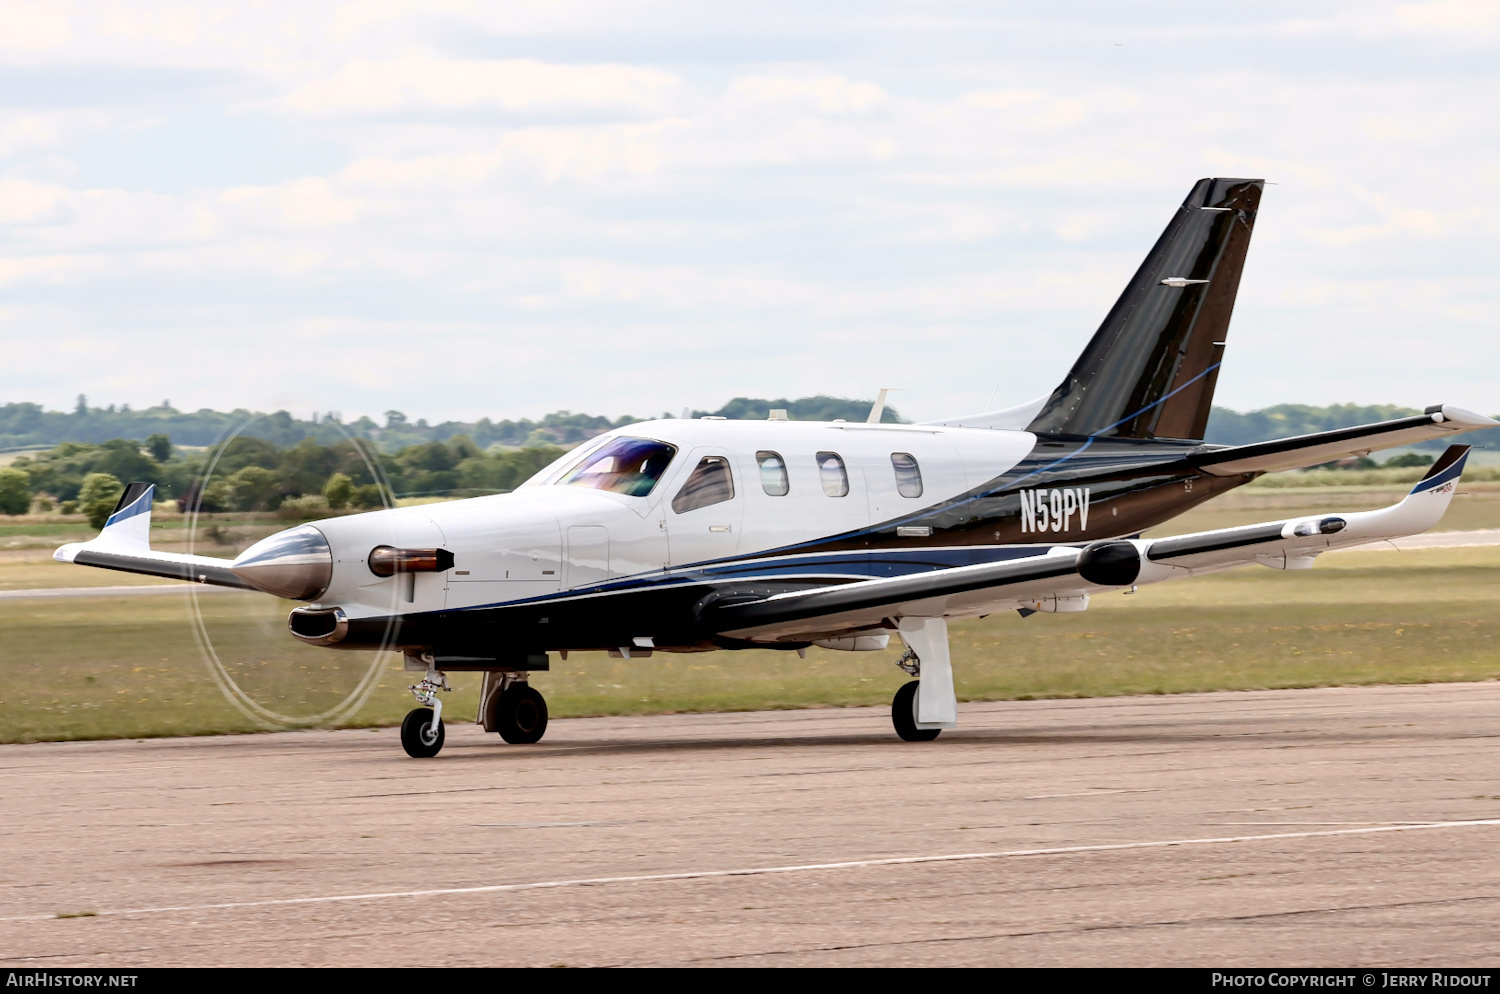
54,483 -> 255,589
708,445 -> 1472,643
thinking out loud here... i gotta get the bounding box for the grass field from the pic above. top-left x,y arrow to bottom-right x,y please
3,543 -> 1498,744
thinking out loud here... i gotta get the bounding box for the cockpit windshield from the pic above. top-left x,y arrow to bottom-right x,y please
557,437 -> 678,497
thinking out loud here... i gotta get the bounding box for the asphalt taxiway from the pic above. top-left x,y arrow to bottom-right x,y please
3,682 -> 1500,967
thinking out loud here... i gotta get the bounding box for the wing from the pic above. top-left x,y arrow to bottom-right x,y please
53,483 -> 254,589
1191,405 -> 1494,475
707,445 -> 1473,644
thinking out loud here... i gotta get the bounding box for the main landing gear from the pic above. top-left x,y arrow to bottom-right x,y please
494,683 -> 548,744
480,671 -> 549,745
889,618 -> 958,742
891,680 -> 941,742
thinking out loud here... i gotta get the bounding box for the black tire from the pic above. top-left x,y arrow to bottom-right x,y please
495,685 -> 549,745
891,680 -> 941,742
400,707 -> 445,758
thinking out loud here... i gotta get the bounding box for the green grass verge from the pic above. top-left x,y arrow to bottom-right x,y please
2,546 -> 1498,744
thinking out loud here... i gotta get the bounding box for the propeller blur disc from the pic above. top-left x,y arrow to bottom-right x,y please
183,414 -> 401,729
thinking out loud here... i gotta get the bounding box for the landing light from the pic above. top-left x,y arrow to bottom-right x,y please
1291,516 -> 1346,537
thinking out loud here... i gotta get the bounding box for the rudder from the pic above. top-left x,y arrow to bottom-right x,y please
1027,177 -> 1264,441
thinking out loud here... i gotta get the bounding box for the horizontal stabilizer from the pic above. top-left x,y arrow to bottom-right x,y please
1194,405 -> 1496,476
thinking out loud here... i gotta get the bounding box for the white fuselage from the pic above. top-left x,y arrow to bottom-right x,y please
308,419 -> 1036,620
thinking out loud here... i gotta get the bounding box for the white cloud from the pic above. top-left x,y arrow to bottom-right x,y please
0,176 -> 68,223
1391,0 -> 1500,42
219,177 -> 362,228
283,57 -> 683,117
726,74 -> 889,115
0,1 -> 73,52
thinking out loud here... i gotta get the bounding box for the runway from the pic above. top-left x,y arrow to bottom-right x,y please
3,682 -> 1500,967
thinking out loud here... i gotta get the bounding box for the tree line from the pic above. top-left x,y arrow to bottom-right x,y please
0,395 -> 904,452
0,435 -> 567,526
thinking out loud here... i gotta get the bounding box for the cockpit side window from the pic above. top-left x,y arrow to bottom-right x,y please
558,437 -> 678,497
757,451 -> 789,496
672,456 -> 736,513
816,451 -> 849,497
891,452 -> 923,498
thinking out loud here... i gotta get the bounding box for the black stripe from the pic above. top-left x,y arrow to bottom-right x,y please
111,481 -> 153,515
1146,522 -> 1285,561
1419,443 -> 1470,482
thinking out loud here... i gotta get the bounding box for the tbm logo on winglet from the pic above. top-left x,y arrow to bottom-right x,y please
1018,488 -> 1092,533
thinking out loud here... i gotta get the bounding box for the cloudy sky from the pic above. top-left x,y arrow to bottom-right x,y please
1,1 -> 1496,424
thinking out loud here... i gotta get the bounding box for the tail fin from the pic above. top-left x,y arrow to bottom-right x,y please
1027,177 -> 1264,441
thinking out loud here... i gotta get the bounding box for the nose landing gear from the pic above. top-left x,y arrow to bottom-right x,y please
400,706 -> 445,758
401,655 -> 450,758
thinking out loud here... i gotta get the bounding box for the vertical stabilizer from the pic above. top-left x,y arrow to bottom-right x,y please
1027,177 -> 1264,441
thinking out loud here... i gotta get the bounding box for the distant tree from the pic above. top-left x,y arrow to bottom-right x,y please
1383,452 -> 1434,468
92,439 -> 159,485
209,436 -> 281,474
0,468 -> 31,515
350,483 -> 386,509
228,466 -> 281,511
77,472 -> 124,528
323,473 -> 354,509
145,433 -> 172,462
384,410 -> 408,429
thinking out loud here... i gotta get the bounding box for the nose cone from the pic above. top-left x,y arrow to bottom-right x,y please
231,524 -> 333,600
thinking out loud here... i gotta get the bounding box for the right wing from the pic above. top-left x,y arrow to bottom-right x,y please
708,445 -> 1473,644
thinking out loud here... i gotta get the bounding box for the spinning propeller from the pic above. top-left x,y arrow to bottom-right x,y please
182,414 -> 401,729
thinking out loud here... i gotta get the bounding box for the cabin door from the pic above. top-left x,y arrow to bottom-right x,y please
663,446 -> 744,570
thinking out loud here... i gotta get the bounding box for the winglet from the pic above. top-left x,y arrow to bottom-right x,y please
54,482 -> 155,562
1409,444 -> 1470,495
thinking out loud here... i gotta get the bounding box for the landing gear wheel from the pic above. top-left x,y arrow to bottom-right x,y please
892,680 -> 941,742
401,707 -> 445,758
495,685 -> 549,745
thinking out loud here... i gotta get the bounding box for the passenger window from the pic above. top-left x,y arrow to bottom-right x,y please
816,451 -> 849,497
757,451 -> 789,496
891,452 -> 923,498
672,456 -> 736,513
